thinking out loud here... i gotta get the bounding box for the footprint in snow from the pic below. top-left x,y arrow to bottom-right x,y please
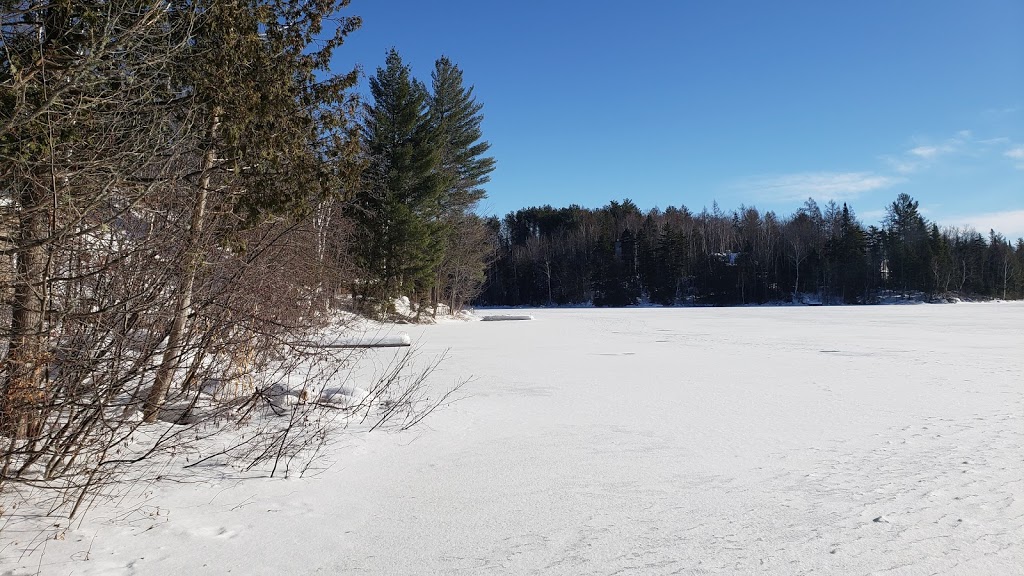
191,526 -> 238,539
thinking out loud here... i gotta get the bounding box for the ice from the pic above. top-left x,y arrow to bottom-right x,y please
4,302 -> 1023,575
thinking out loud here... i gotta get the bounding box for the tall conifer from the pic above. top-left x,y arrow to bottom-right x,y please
428,57 -> 496,215
353,49 -> 445,312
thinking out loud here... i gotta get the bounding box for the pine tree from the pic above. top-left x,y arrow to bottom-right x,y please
427,56 -> 496,311
352,49 -> 445,313
884,193 -> 929,294
428,56 -> 496,215
834,204 -> 868,303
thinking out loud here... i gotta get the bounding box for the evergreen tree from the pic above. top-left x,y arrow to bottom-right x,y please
929,224 -> 955,293
884,193 -> 929,294
833,204 -> 868,303
427,56 -> 496,311
428,56 -> 496,214
592,233 -> 639,307
352,49 -> 445,313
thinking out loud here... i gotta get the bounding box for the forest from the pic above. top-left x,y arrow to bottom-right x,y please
477,195 -> 1024,307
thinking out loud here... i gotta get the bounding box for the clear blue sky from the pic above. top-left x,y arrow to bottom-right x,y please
332,1 -> 1024,239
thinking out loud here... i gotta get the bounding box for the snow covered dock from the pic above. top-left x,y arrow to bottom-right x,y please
316,332 -> 411,348
480,314 -> 534,321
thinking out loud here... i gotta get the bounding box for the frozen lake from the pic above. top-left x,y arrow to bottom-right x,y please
13,303 -> 1024,575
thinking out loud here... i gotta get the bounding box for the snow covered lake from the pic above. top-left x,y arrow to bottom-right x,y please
10,303 -> 1024,575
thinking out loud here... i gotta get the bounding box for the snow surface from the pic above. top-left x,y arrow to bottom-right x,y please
318,332 -> 411,347
4,303 -> 1024,575
481,314 -> 535,321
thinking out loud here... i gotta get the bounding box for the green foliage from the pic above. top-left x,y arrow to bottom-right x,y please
350,49 -> 446,310
347,51 -> 496,314
181,0 -> 362,225
428,56 -> 495,215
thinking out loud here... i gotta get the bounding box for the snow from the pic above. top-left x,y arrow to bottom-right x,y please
318,333 -> 411,348
4,303 -> 1023,575
480,314 -> 535,321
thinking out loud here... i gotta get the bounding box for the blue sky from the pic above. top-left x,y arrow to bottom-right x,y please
332,1 -> 1024,239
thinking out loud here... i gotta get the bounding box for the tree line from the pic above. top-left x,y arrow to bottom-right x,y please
477,195 -> 1024,306
0,0 -> 492,520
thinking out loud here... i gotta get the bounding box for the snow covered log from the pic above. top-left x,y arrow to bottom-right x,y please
481,315 -> 534,321
317,333 -> 412,348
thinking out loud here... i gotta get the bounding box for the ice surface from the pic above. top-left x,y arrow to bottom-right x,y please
4,303 -> 1023,575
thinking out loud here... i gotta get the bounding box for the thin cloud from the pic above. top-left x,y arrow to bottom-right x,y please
909,143 -> 954,158
1005,146 -> 1024,170
883,130 -> 1012,174
978,136 -> 1011,146
909,146 -> 941,159
741,172 -> 902,203
982,106 -> 1019,119
944,209 -> 1024,240
885,136 -> 963,173
883,157 -> 920,175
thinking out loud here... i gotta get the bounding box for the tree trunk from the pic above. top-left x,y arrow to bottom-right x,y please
545,259 -> 552,305
792,259 -> 801,303
1003,256 -> 1009,300
143,114 -> 219,423
1,186 -> 50,438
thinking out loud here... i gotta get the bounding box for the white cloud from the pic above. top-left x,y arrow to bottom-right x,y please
943,209 -> 1024,240
886,138 -> 963,173
1006,146 -> 1024,170
978,136 -> 1011,146
883,147 -> 941,174
882,130 -> 1015,175
909,146 -> 940,159
913,143 -> 958,158
741,172 -> 902,203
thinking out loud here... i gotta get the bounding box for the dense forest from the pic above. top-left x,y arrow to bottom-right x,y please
477,195 -> 1024,306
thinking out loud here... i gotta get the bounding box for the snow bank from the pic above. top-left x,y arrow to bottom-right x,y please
319,384 -> 370,407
